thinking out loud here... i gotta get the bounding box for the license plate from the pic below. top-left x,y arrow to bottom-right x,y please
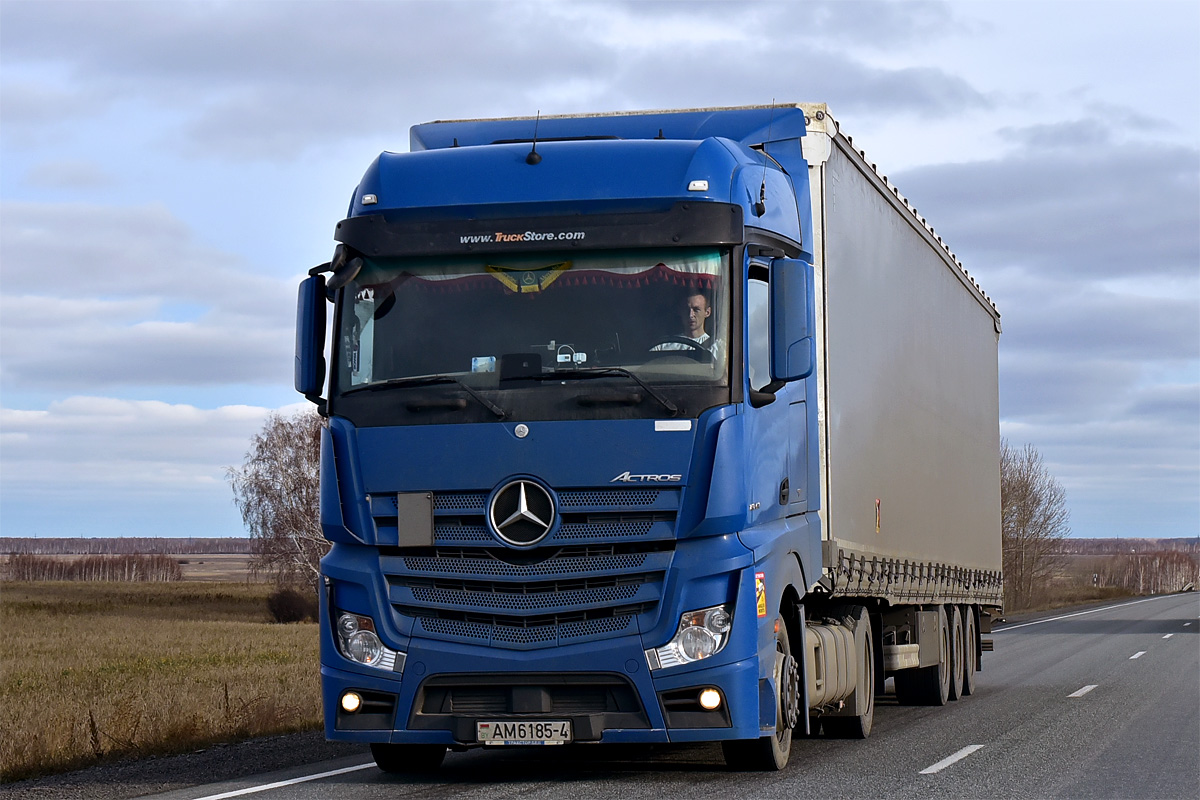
476,720 -> 572,745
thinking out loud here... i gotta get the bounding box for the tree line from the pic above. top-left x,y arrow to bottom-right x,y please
1081,550 -> 1197,595
5,553 -> 183,582
1,537 -> 251,555
1000,438 -> 1198,609
1060,538 -> 1199,555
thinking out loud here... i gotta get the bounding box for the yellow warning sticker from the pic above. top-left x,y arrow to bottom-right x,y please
755,571 -> 767,618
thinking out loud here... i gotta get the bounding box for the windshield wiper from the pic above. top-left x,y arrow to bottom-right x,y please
343,375 -> 508,419
530,367 -> 679,416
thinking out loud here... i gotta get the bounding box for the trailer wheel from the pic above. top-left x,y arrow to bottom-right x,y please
894,605 -> 950,706
948,605 -> 965,701
961,605 -> 978,696
370,743 -> 446,774
823,606 -> 875,739
723,621 -> 795,771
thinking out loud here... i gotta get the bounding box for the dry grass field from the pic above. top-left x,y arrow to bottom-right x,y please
0,582 -> 321,782
7,553 -> 259,583
175,554 -> 258,582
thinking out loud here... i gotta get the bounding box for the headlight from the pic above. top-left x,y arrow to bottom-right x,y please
335,611 -> 404,672
645,604 -> 733,670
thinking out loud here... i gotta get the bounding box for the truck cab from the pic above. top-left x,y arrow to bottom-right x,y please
295,105 -> 1001,772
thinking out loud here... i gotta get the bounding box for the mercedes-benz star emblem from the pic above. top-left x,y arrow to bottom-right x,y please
489,479 -> 555,546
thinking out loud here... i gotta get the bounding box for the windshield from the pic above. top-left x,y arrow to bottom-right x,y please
333,247 -> 730,398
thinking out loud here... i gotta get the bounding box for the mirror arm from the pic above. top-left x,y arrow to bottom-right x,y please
305,395 -> 329,417
749,380 -> 784,408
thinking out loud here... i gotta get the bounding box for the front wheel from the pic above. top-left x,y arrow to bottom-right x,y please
370,743 -> 447,774
723,620 -> 796,771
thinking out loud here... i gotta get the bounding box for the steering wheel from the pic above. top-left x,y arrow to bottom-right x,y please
649,336 -> 715,363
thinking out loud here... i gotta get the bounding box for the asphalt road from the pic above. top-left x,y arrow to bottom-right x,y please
9,594 -> 1197,800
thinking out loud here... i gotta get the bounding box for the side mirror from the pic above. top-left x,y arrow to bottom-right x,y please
770,258 -> 815,381
295,275 -> 327,402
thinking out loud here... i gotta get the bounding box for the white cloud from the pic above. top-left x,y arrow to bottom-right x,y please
23,159 -> 115,189
0,397 -> 312,538
0,0 -> 995,161
0,202 -> 295,394
0,396 -> 294,493
0,201 -> 284,303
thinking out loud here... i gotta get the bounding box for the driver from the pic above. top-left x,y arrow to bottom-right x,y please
652,290 -> 723,362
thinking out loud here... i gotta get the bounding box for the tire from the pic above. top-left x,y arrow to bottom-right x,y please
961,605 -> 978,696
948,605 -> 965,702
723,620 -> 795,771
894,605 -> 949,706
823,606 -> 875,739
370,743 -> 447,774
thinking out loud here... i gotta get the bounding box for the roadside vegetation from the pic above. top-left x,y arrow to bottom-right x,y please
0,582 -> 320,783
1000,439 -> 1198,612
5,553 -> 183,582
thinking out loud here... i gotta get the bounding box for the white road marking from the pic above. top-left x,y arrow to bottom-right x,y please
191,762 -> 375,800
1163,633 -> 1174,639
920,745 -> 985,774
1185,622 -> 1193,627
993,595 -> 1177,633
1130,651 -> 1146,660
1068,684 -> 1098,698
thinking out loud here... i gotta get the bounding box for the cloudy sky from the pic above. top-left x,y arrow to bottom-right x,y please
1,0 -> 1196,541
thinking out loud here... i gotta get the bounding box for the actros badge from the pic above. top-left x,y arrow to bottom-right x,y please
489,479 -> 555,546
610,471 -> 683,483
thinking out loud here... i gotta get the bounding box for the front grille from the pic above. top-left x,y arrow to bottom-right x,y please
558,489 -> 662,508
392,545 -> 665,578
433,492 -> 488,511
383,544 -> 670,649
409,581 -> 644,611
376,486 -> 681,650
417,674 -> 645,717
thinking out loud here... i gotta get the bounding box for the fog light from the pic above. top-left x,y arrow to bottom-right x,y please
698,688 -> 722,710
340,691 -> 362,713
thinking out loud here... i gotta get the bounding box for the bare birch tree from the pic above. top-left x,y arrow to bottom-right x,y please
228,409 -> 326,586
1001,439 -> 1071,609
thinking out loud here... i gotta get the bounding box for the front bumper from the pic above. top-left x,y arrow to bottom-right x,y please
322,634 -> 763,745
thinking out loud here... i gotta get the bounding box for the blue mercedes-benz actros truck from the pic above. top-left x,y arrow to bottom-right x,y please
295,105 -> 1004,771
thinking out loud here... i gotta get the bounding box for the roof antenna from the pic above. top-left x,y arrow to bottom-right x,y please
526,111 -> 542,165
756,100 -> 776,217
